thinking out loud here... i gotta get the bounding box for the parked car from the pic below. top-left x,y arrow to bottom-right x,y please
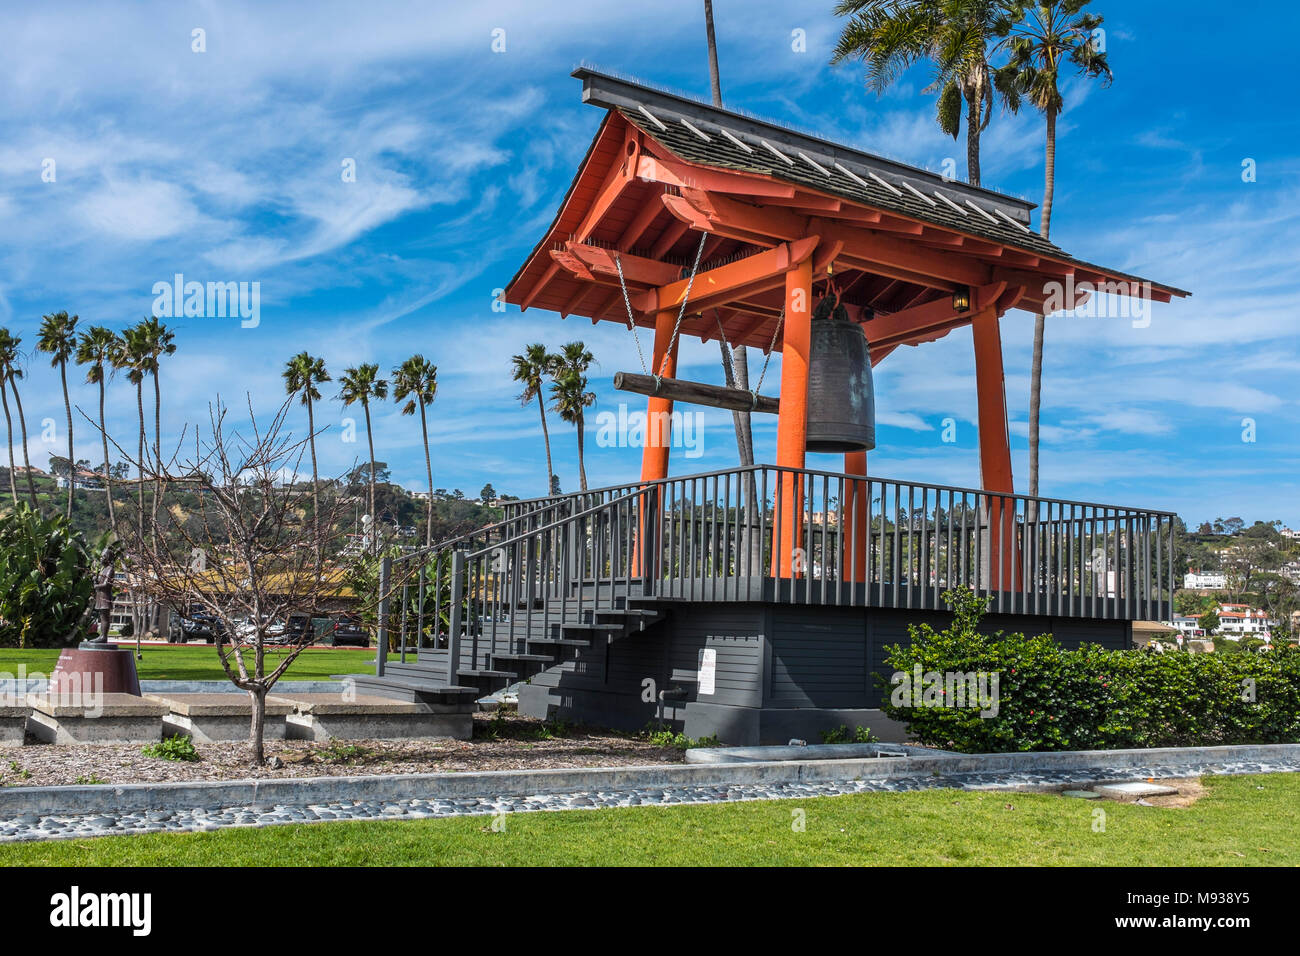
330,614 -> 370,647
168,604 -> 223,644
283,614 -> 314,645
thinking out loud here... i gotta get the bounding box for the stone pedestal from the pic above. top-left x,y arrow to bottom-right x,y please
147,693 -> 295,743
26,693 -> 167,744
50,642 -> 141,697
275,693 -> 473,741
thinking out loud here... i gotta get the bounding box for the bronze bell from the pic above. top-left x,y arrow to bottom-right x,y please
805,294 -> 876,453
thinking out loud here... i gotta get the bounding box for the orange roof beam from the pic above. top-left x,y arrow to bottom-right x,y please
632,236 -> 820,315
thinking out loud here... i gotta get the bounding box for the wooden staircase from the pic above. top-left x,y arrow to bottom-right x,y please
355,598 -> 668,703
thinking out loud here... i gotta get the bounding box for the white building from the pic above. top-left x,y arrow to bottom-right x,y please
1216,603 -> 1276,637
1183,571 -> 1226,590
1166,614 -> 1207,638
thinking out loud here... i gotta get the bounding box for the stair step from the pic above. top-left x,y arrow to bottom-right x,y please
351,675 -> 479,702
457,668 -> 518,680
491,653 -> 554,663
562,622 -> 624,632
528,637 -> 591,648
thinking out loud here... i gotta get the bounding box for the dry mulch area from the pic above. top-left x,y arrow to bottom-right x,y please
1,713 -> 684,788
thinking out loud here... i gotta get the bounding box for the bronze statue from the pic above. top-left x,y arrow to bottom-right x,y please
87,542 -> 122,643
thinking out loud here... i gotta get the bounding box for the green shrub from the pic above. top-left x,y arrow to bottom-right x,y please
142,735 -> 200,762
820,725 -> 880,744
642,723 -> 722,750
881,588 -> 1300,753
0,505 -> 93,648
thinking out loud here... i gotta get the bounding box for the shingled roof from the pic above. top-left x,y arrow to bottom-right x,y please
504,68 -> 1188,355
579,67 -> 1186,298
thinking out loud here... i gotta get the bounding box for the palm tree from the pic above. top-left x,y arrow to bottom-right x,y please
832,0 -> 1014,187
115,325 -> 151,544
0,329 -> 36,507
337,364 -> 388,552
996,0 -> 1111,495
75,326 -> 123,528
136,317 -> 175,520
0,330 -> 38,508
392,355 -> 439,546
511,344 -> 559,495
37,311 -> 80,519
283,352 -> 331,557
550,342 -> 596,493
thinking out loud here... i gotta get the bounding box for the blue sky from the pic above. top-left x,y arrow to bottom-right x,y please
1,0 -> 1296,526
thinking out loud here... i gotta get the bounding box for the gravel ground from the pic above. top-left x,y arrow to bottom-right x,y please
0,713 -> 684,787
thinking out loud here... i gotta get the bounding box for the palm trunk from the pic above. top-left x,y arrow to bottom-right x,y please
306,396 -> 320,569
1,381 -> 17,507
151,371 -> 163,525
98,375 -> 115,528
1027,106 -> 1058,500
60,361 -> 74,519
10,384 -> 37,507
538,400 -> 554,495
419,401 -> 434,546
1040,106 -> 1058,239
965,92 -> 982,187
1028,314 -> 1045,498
704,0 -> 722,105
135,381 -> 146,657
702,4 -> 756,483
576,413 -> 587,492
363,400 -> 377,553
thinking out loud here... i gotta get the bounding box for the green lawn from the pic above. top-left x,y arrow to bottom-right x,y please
1,773 -> 1294,866
0,645 -> 376,682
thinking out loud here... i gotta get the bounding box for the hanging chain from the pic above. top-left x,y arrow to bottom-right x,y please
614,251 -> 651,376
614,231 -> 709,382
752,308 -> 784,398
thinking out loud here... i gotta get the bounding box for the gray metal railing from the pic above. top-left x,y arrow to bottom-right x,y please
377,464 -> 1175,679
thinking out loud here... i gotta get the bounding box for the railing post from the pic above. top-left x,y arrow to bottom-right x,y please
447,550 -> 465,687
375,555 -> 391,677
641,484 -> 659,597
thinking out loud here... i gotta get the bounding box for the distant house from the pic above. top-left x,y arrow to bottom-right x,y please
1166,614 -> 1207,639
54,467 -> 105,491
1215,603 -> 1276,638
1183,570 -> 1226,590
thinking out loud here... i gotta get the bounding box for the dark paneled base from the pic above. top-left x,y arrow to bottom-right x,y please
517,602 -> 1132,746
683,701 -> 909,746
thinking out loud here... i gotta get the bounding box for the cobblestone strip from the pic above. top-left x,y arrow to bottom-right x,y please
3,759 -> 1298,844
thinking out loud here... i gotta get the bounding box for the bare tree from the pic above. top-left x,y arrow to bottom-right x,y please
109,396 -> 362,764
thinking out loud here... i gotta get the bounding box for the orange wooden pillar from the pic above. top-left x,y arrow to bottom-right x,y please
639,309 -> 679,482
774,257 -> 813,578
970,306 -> 1016,590
842,450 -> 869,582
636,310 -> 678,578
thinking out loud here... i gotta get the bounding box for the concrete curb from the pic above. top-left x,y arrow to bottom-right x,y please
0,679 -> 348,695
4,742 -> 1299,816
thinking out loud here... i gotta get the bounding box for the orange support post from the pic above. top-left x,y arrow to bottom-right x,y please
774,256 -> 813,578
639,309 -> 679,483
970,306 -> 1017,590
842,450 -> 869,583
636,310 -> 678,580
